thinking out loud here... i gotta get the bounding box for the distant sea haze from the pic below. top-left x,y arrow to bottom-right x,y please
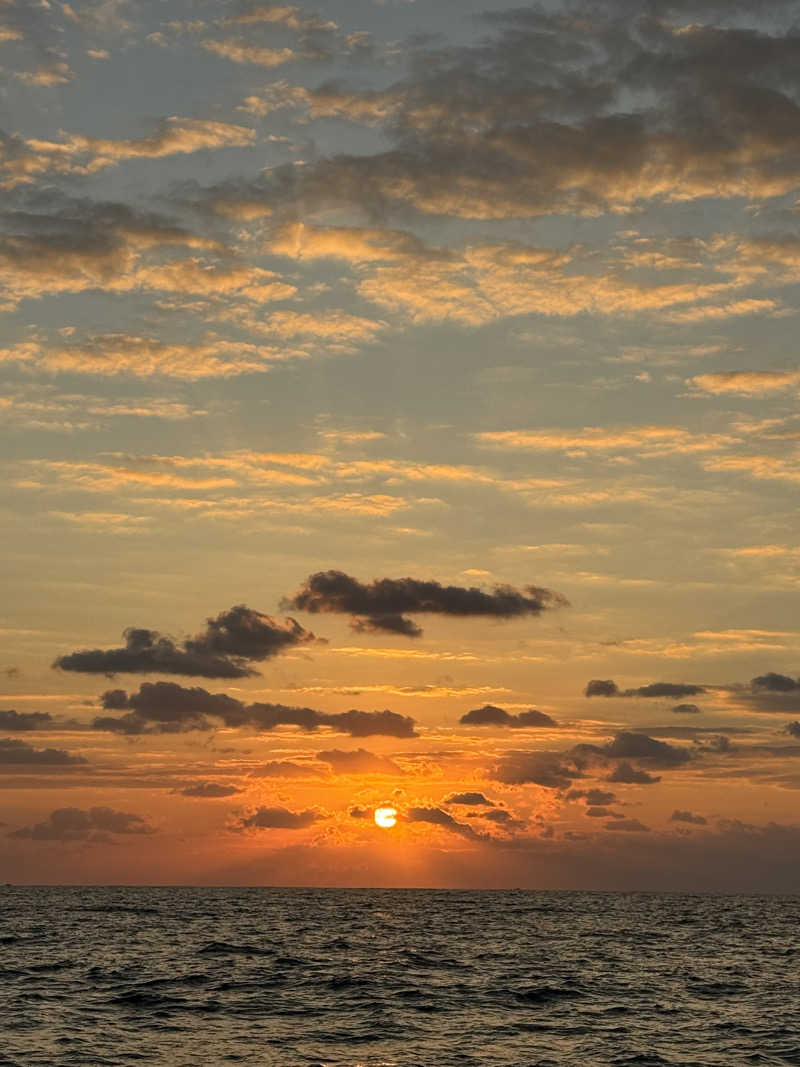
2,887 -> 798,1066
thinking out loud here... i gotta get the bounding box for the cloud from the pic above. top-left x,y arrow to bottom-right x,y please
606,762 -> 661,785
491,750 -> 579,789
752,673 -> 800,692
9,806 -> 153,841
221,8 -> 800,225
585,679 -> 706,698
3,118 -> 255,185
54,605 -> 320,679
600,731 -> 690,768
178,782 -> 242,798
283,570 -> 567,636
93,681 -> 417,738
201,41 -> 297,66
235,806 -> 321,830
460,704 -> 557,728
250,760 -> 324,778
0,738 -> 86,766
566,789 -> 617,806
604,818 -> 650,833
405,806 -> 483,841
786,722 -> 800,739
477,426 -> 733,457
0,709 -> 53,730
444,792 -> 495,807
671,810 -> 707,825
316,748 -> 402,775
690,369 -> 800,396
673,703 -> 702,714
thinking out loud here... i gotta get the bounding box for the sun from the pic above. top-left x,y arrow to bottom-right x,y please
374,806 -> 398,829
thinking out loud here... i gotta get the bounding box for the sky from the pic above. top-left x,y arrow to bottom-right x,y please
2,0 -> 800,890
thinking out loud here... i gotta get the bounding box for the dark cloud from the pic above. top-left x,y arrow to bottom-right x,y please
283,570 -> 566,637
0,709 -> 53,731
445,791 -> 495,807
585,679 -> 619,697
0,738 -> 86,766
724,674 -> 800,715
586,807 -> 620,818
604,818 -> 650,833
349,805 -> 372,819
235,806 -> 322,831
325,709 -> 417,738
9,806 -> 153,842
178,782 -> 241,798
405,806 -> 483,841
54,605 -> 319,679
491,750 -> 580,789
480,808 -> 524,829
93,682 -> 417,738
460,704 -> 557,728
752,672 -> 799,692
585,679 -> 706,699
606,762 -> 661,785
602,732 -> 690,768
673,703 -> 702,715
316,748 -> 402,775
785,722 -> 800,739
566,788 -> 617,806
671,810 -> 708,825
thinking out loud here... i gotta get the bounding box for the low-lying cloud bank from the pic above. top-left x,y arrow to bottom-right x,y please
93,680 -> 417,737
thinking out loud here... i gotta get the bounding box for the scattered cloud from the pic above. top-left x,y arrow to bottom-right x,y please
54,605 -> 320,679
283,570 -> 567,637
459,704 -> 557,728
9,806 -> 153,841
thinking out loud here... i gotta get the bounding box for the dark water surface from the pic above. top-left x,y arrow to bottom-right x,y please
1,887 -> 799,1066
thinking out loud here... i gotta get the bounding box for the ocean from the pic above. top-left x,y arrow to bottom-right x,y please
1,887 -> 798,1066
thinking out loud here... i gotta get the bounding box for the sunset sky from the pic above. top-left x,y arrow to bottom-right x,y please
2,0 -> 800,890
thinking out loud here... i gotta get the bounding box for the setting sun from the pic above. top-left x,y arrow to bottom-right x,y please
374,807 -> 398,829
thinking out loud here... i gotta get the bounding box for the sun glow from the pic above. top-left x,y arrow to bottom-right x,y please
374,806 -> 398,829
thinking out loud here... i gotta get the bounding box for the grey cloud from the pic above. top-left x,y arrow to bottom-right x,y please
93,681 -> 416,738
192,6 -> 800,225
606,761 -> 661,785
586,807 -> 621,818
55,605 -> 320,679
671,810 -> 708,825
603,732 -> 690,768
283,570 -> 567,637
0,709 -> 53,730
785,722 -> 800,738
752,673 -> 800,692
460,704 -> 557,728
405,806 -> 483,841
491,750 -> 580,789
480,808 -> 524,829
585,679 -> 706,699
236,806 -> 321,830
0,738 -> 86,766
9,806 -> 153,841
673,703 -> 702,714
445,791 -> 495,806
349,805 -> 372,819
566,789 -> 617,806
316,748 -> 402,775
178,782 -> 242,798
